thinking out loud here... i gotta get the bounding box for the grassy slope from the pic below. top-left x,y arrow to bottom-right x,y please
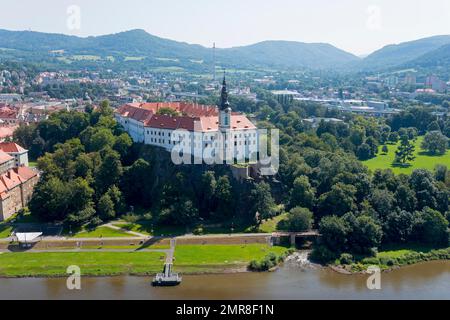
362,136 -> 450,175
173,244 -> 288,273
258,213 -> 289,233
72,226 -> 132,238
0,251 -> 165,277
0,225 -> 13,238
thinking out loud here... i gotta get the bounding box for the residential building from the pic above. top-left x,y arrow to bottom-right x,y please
0,142 -> 29,167
0,146 -> 38,221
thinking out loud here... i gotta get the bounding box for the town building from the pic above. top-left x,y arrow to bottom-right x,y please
0,142 -> 29,167
425,75 -> 447,93
0,146 -> 38,221
115,77 -> 258,162
0,104 -> 19,125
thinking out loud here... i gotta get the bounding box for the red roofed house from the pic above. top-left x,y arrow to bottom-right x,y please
0,142 -> 29,167
115,77 -> 258,161
0,104 -> 19,125
0,146 -> 38,221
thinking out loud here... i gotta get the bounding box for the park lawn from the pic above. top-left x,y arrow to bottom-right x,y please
72,226 -> 132,238
376,243 -> 436,259
173,244 -> 288,273
0,251 -> 165,277
112,221 -> 186,236
362,136 -> 450,175
28,161 -> 38,168
258,213 -> 289,233
0,225 -> 13,238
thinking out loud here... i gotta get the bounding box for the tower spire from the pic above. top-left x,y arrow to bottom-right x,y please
220,71 -> 230,110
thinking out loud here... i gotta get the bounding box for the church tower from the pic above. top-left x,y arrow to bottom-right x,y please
219,74 -> 231,131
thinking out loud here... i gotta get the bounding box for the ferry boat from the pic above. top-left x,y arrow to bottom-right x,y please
152,263 -> 182,286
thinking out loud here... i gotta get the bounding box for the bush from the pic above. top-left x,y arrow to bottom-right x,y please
310,245 -> 338,264
123,213 -> 139,224
339,253 -> 354,265
248,252 -> 285,271
193,225 -> 204,235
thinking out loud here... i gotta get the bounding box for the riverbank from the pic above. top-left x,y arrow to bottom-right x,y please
0,244 -> 289,278
330,246 -> 450,274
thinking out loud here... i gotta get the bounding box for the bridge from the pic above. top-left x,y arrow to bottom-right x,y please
271,230 -> 320,247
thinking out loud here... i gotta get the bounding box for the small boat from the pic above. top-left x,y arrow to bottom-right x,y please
152,263 -> 182,286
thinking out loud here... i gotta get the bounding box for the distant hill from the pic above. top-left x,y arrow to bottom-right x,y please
356,35 -> 450,71
1,29 -> 449,73
407,43 -> 450,68
0,29 -> 358,71
218,41 -> 359,69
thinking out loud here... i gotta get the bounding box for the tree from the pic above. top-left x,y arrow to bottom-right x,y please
384,210 -> 414,243
121,159 -> 153,207
365,137 -> 379,157
345,214 -> 382,254
113,133 -> 133,159
394,184 -> 417,212
388,132 -> 399,144
317,183 -> 357,217
88,128 -> 115,152
382,145 -> 389,154
434,164 -> 448,182
414,207 -> 449,246
13,124 -> 37,149
250,182 -> 276,219
318,215 -> 348,252
427,121 -> 441,132
369,188 -> 395,218
395,136 -> 415,165
215,175 -> 233,218
280,207 -> 313,232
95,149 -> 123,194
356,143 -> 372,160
290,175 -> 315,209
98,193 -> 115,220
421,131 -> 448,155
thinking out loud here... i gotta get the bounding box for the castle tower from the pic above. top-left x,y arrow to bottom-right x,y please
219,74 -> 231,131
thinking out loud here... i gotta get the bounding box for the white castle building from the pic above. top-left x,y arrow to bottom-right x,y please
115,77 -> 258,162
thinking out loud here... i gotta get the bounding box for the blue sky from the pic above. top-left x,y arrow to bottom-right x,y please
1,0 -> 450,55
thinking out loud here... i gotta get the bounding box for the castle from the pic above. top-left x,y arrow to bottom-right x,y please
115,77 -> 258,162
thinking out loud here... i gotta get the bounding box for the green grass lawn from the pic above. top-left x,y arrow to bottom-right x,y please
258,213 -> 289,233
0,251 -> 165,277
0,244 -> 289,277
72,226 -> 132,238
112,221 -> 186,236
173,244 -> 288,273
362,136 -> 450,174
28,161 -> 38,168
376,243 -> 436,259
0,225 -> 13,238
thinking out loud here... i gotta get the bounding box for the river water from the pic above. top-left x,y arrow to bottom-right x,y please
0,256 -> 449,300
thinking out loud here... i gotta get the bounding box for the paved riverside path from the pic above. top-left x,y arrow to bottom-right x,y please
0,247 -> 171,254
165,239 -> 176,264
103,223 -> 149,238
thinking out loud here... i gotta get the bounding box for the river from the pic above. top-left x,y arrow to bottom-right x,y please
0,257 -> 449,300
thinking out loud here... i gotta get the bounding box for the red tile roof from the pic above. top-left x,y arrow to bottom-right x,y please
0,126 -> 16,139
116,101 -> 256,133
0,150 -> 13,164
0,106 -> 18,119
0,142 -> 27,153
0,166 -> 38,199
